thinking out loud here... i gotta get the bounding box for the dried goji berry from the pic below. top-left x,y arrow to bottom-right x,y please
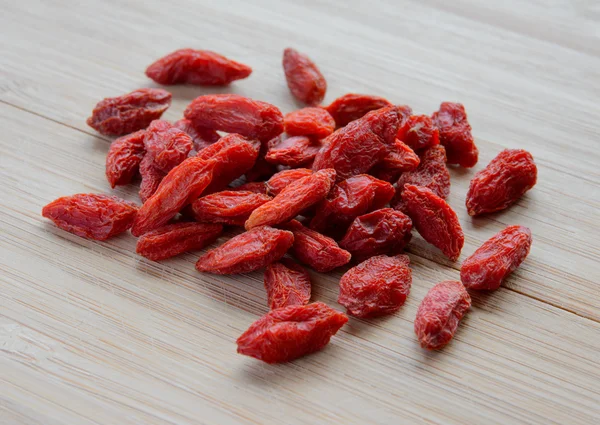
414,280 -> 471,350
461,225 -> 532,290
196,226 -> 294,274
313,106 -> 404,180
265,136 -> 322,167
282,48 -> 327,106
392,145 -> 450,211
132,134 -> 259,236
173,118 -> 220,152
191,190 -> 271,226
372,139 -> 420,182
401,184 -> 464,261
246,169 -> 336,230
231,181 -> 269,195
397,114 -> 440,151
264,258 -> 311,309
282,220 -> 351,273
87,88 -> 172,136
325,94 -> 393,128
139,154 -> 166,203
266,168 -> 313,197
143,120 -> 193,173
184,94 -> 284,141
105,130 -> 146,188
145,49 -> 252,86
136,222 -> 223,261
339,208 -> 413,261
236,302 -> 347,363
42,193 -> 138,241
431,102 -> 478,168
466,149 -> 537,216
284,107 -> 335,138
310,174 -> 394,238
338,254 -> 412,318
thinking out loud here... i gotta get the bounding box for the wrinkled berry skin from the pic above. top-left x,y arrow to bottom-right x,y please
143,120 -> 193,173
373,139 -> 420,182
392,145 -> 450,211
265,136 -> 322,167
466,149 -> 537,216
313,106 -> 404,180
173,119 -> 220,152
266,168 -> 313,196
42,194 -> 138,241
338,255 -> 412,318
264,258 -> 312,309
233,181 -> 269,195
136,222 -> 223,261
311,174 -> 394,238
325,94 -> 392,128
236,302 -> 348,363
284,107 -> 335,138
145,49 -> 252,85
461,225 -> 532,290
339,208 -> 413,262
191,190 -> 271,226
246,169 -> 336,230
431,102 -> 478,168
184,94 -> 284,141
105,130 -> 146,188
282,220 -> 351,273
282,48 -> 327,105
139,154 -> 166,203
87,88 -> 172,136
401,185 -> 464,261
196,226 -> 294,275
397,115 -> 440,151
414,281 -> 471,350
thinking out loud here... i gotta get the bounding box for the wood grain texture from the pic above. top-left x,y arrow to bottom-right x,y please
1,0 -> 599,424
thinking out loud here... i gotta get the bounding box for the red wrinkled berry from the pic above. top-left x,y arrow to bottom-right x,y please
282,48 -> 327,106
42,194 -> 138,241
105,130 -> 146,188
236,302 -> 347,363
284,107 -> 335,138
339,208 -> 413,261
143,120 -> 193,173
401,184 -> 464,261
87,88 -> 172,136
191,190 -> 271,226
139,154 -> 166,203
136,222 -> 223,261
173,118 -> 220,152
184,94 -> 284,141
466,149 -> 537,216
338,255 -> 412,318
264,258 -> 312,309
196,226 -> 294,274
414,280 -> 471,350
397,115 -> 440,151
266,168 -> 313,196
373,139 -> 420,182
246,169 -> 336,230
265,136 -> 322,167
325,94 -> 393,128
461,225 -> 532,290
145,49 -> 252,86
431,102 -> 478,168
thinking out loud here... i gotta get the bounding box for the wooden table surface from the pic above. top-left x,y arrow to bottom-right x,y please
1,1 -> 599,424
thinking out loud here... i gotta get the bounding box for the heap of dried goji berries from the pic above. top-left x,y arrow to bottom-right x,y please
43,48 -> 538,362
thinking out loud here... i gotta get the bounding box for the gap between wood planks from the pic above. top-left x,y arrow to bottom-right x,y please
2,97 -> 597,326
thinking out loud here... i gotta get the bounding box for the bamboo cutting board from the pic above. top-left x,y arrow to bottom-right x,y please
1,1 -> 599,424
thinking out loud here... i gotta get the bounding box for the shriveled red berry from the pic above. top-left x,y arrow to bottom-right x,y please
265,136 -> 322,167
461,225 -> 532,290
414,281 -> 471,350
105,130 -> 146,188
284,107 -> 335,138
145,49 -> 252,86
338,255 -> 412,318
143,120 -> 193,173
264,258 -> 312,309
466,149 -> 537,216
246,169 -> 336,229
401,184 -> 464,261
339,208 -> 413,261
282,48 -> 327,105
184,94 -> 284,141
397,115 -> 440,151
431,102 -> 478,168
325,94 -> 393,127
266,168 -> 313,196
87,88 -> 172,136
136,222 -> 223,261
173,118 -> 220,152
236,302 -> 347,363
42,194 -> 138,241
373,139 -> 420,182
191,190 -> 271,226
139,154 -> 166,203
196,226 -> 294,274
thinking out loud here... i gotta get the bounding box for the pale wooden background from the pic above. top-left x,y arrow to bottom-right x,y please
1,0 -> 599,424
